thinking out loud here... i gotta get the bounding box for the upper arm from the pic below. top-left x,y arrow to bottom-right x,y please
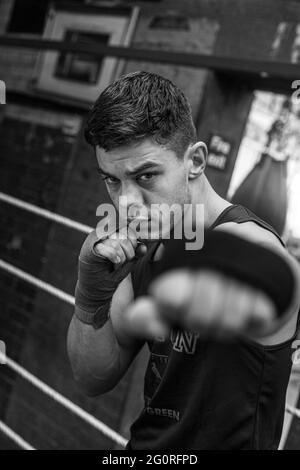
214,221 -> 300,345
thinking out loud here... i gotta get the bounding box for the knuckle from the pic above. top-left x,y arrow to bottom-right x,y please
106,238 -> 120,250
104,246 -> 116,260
120,238 -> 131,249
94,241 -> 110,257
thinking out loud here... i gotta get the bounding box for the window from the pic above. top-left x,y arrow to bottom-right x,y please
54,30 -> 109,84
34,4 -> 139,105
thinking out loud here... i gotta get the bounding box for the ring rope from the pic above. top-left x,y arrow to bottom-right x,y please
286,403 -> 300,419
0,261 -> 127,447
0,259 -> 75,305
0,192 -> 92,234
2,355 -> 128,448
0,420 -> 36,450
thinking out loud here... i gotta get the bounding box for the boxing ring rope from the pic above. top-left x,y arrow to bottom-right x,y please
0,420 -> 36,450
0,259 -> 75,305
286,404 -> 300,420
0,192 -> 92,234
0,192 -> 128,449
0,354 -> 128,448
1,191 -> 300,449
0,262 -> 128,448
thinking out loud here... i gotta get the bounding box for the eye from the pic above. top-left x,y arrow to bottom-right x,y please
97,168 -> 120,186
102,176 -> 120,186
137,173 -> 156,183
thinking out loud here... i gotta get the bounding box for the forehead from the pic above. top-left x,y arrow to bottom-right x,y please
95,139 -> 176,173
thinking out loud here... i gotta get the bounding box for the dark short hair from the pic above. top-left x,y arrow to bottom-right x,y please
84,71 -> 197,157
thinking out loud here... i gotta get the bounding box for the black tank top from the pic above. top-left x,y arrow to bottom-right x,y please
128,204 -> 298,450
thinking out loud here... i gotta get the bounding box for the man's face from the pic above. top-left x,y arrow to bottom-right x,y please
96,139 -> 191,241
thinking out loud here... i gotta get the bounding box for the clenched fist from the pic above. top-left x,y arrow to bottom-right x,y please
125,269 -> 276,340
75,226 -> 147,329
95,226 -> 147,269
123,230 -> 296,341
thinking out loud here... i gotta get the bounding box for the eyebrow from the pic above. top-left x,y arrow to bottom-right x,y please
97,161 -> 163,178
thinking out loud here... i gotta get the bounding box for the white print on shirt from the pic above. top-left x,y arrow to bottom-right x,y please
170,329 -> 200,355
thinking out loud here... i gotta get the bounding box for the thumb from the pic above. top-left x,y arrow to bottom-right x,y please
126,297 -> 170,340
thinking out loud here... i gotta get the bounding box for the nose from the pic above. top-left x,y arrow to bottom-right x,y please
119,181 -> 145,218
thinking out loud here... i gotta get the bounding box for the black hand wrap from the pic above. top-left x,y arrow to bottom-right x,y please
153,230 -> 295,319
75,230 -> 136,329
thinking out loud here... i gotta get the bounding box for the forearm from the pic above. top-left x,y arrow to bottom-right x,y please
67,315 -> 126,396
68,229 -> 150,396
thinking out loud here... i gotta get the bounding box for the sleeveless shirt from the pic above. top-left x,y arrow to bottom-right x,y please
127,204 -> 299,450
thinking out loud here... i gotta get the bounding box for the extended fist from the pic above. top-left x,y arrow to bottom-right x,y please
124,268 -> 276,340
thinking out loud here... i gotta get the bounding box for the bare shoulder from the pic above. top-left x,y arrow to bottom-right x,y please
215,221 -> 300,345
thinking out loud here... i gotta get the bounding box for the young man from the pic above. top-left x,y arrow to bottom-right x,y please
67,71 -> 300,450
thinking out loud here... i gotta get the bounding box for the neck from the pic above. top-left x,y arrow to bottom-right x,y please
191,174 -> 232,229
153,176 -> 232,261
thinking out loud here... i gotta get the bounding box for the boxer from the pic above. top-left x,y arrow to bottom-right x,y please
67,71 -> 300,449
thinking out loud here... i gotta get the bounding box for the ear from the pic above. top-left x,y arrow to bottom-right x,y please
187,142 -> 208,180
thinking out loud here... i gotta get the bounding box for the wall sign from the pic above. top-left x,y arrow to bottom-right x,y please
207,134 -> 232,171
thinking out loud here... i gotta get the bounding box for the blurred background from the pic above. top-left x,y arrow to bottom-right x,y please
0,0 -> 300,450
